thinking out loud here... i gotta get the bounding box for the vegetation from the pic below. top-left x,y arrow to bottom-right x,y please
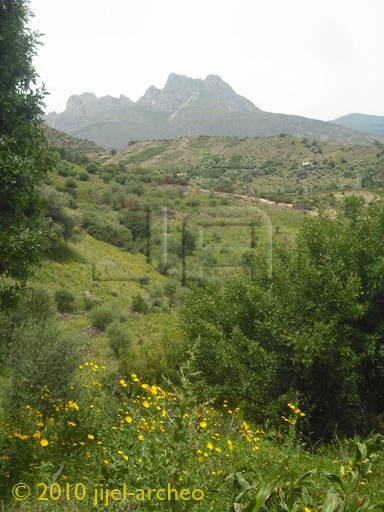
1,5 -> 384,509
0,0 -> 54,303
182,197 -> 384,439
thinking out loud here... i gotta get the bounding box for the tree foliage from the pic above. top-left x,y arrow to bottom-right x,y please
182,197 -> 384,438
0,0 -> 53,301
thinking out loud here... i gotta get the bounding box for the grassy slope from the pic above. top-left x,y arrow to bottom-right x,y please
32,232 -> 163,371
107,135 -> 384,201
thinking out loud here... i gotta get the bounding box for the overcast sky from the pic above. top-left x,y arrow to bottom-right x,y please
29,0 -> 384,121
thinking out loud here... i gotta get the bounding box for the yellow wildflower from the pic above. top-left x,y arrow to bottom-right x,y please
15,433 -> 29,441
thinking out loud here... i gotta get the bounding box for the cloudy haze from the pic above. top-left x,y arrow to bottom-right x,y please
29,0 -> 384,121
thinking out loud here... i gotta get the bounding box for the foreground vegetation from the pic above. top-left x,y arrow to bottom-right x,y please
2,355 -> 384,511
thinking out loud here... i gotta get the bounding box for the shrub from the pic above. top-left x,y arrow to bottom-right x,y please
162,279 -> 179,304
83,295 -> 97,311
78,171 -> 89,181
106,320 -> 130,357
16,287 -> 54,321
182,197 -> 384,439
54,288 -> 75,313
89,304 -> 116,330
138,276 -> 150,286
131,293 -> 149,314
5,320 -> 80,413
82,210 -> 133,250
86,162 -> 98,174
43,186 -> 76,240
56,161 -> 75,177
65,177 -> 77,189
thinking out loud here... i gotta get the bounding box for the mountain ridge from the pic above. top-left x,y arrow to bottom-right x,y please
332,113 -> 384,136
46,73 -> 383,149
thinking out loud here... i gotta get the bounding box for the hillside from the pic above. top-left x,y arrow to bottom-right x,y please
45,73 -> 382,149
105,134 -> 384,206
43,125 -> 110,162
332,113 -> 384,135
4,117 -> 384,512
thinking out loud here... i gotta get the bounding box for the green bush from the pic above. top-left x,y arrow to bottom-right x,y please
5,320 -> 80,414
78,171 -> 89,181
138,276 -> 150,286
86,162 -> 98,174
43,186 -> 76,240
65,177 -> 77,189
16,287 -> 54,321
89,304 -> 116,330
54,288 -> 75,313
82,210 -> 133,250
182,197 -> 384,439
56,161 -> 75,177
106,320 -> 130,357
83,295 -> 97,311
131,293 -> 149,314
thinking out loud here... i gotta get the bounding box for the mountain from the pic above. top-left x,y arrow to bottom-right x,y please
331,113 -> 384,136
45,74 -> 383,149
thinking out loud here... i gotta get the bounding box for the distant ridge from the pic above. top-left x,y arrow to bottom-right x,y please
331,113 -> 384,136
45,74 -> 383,149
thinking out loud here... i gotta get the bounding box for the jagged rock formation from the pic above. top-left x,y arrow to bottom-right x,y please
46,74 -> 382,149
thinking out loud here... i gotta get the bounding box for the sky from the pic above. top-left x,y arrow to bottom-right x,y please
29,0 -> 384,121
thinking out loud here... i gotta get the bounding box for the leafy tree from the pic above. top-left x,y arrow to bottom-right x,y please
182,197 -> 384,438
0,0 -> 54,303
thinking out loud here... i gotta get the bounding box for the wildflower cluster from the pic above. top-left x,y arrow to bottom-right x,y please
1,364 -> 381,511
282,402 -> 306,426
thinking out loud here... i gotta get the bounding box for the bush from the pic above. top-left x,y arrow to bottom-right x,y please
83,295 -> 97,311
138,276 -> 150,286
65,177 -> 77,189
43,186 -> 76,240
89,304 -> 116,330
86,162 -> 98,174
106,320 -> 130,357
56,161 -> 75,177
162,279 -> 179,304
182,197 -> 384,439
131,293 -> 149,314
16,287 -> 54,321
5,320 -> 80,413
82,210 -> 133,250
54,288 -> 75,313
78,171 -> 89,181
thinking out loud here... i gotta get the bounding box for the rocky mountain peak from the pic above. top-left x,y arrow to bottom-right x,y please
66,93 -> 98,115
138,73 -> 257,114
45,73 -> 380,150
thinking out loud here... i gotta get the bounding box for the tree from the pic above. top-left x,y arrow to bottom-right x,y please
0,0 -> 53,303
182,197 -> 384,439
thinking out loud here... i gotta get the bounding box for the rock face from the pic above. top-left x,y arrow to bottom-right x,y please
45,73 -> 382,149
137,73 -> 257,115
